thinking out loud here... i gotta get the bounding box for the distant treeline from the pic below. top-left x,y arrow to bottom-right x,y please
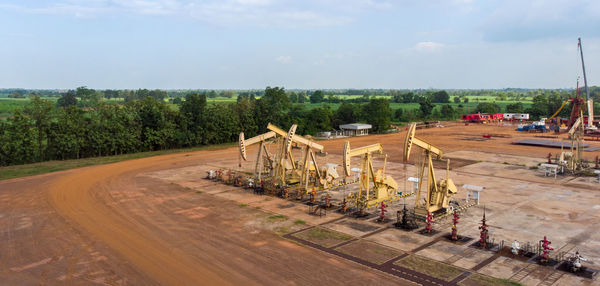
0,87 -> 391,166
5,87 -> 600,103
1,86 -> 598,166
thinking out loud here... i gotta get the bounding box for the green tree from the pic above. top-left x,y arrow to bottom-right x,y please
547,92 -> 566,117
432,90 -> 450,103
220,90 -> 234,98
207,90 -> 218,98
23,96 -> 54,161
202,104 -> 240,144
149,89 -> 167,101
297,92 -> 307,103
47,106 -> 86,159
505,102 -> 524,113
288,92 -> 298,103
326,94 -> 340,103
179,93 -> 207,146
255,86 -> 290,132
363,98 -> 391,133
135,97 -> 177,150
76,86 -> 99,107
475,103 -> 501,114
286,105 -> 307,133
453,97 -> 460,103
401,92 -> 416,103
394,108 -> 403,121
57,91 -> 78,107
235,96 -> 258,138
304,106 -> 333,135
9,91 -> 24,98
440,104 -> 455,119
310,90 -> 324,103
419,97 -> 434,118
334,102 -> 360,128
0,110 -> 37,165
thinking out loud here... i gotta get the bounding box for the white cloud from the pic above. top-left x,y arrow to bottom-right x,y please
0,0 -> 370,27
235,0 -> 272,6
481,0 -> 600,41
112,0 -> 182,15
275,55 -> 292,64
413,41 -> 444,52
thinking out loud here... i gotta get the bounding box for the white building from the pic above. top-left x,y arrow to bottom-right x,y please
503,113 -> 529,120
339,123 -> 372,136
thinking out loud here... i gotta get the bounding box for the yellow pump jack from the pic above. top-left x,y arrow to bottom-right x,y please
266,123 -> 327,191
239,130 -> 279,181
403,123 -> 458,217
560,110 -> 586,172
342,142 -> 401,213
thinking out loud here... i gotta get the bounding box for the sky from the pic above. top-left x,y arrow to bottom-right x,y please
1,0 -> 599,89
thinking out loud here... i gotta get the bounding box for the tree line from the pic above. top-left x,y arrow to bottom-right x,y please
0,87 -> 395,166
2,86 -> 598,166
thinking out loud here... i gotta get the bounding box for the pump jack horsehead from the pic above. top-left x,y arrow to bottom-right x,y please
403,123 -> 458,217
239,130 -> 279,182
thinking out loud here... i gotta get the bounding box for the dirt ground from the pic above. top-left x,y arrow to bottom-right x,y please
0,151 -> 412,285
1,122 -> 600,285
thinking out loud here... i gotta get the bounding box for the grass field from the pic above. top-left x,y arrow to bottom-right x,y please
0,93 -> 543,120
0,142 -> 236,181
301,101 -> 533,113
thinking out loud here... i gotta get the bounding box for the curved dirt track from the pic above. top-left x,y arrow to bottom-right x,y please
3,149 -> 412,285
47,154 -> 235,286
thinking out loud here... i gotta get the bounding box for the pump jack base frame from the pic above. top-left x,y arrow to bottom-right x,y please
394,222 -> 420,231
442,235 -> 473,245
469,241 -> 499,252
417,229 -> 440,237
533,256 -> 560,267
373,217 -> 392,224
496,246 -> 534,262
556,262 -> 598,279
351,210 -> 373,219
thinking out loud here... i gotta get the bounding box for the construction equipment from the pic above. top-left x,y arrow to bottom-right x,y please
559,110 -> 586,172
579,37 -> 595,130
342,142 -> 402,214
546,38 -> 597,131
403,122 -> 458,217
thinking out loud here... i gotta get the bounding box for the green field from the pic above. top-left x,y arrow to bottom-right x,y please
0,98 -> 37,117
0,94 -> 535,119
301,101 -> 532,113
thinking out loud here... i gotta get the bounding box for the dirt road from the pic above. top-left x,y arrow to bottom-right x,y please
1,149 -> 412,285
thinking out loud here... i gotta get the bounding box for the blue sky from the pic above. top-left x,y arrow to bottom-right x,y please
1,0 -> 599,89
